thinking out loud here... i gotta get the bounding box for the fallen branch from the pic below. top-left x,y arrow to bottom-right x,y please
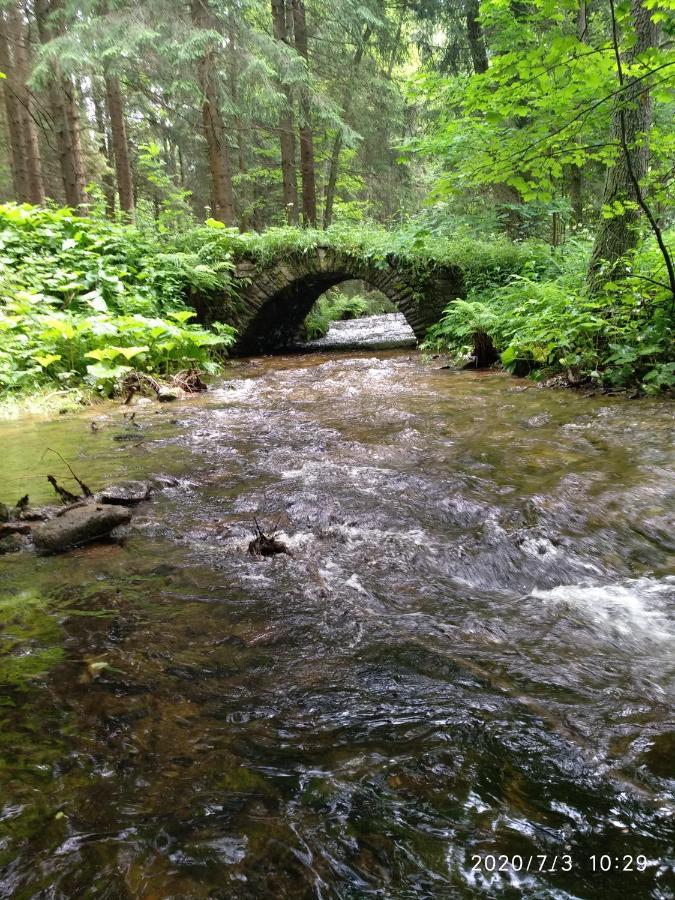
47,475 -> 79,505
122,371 -> 162,404
44,448 -> 92,497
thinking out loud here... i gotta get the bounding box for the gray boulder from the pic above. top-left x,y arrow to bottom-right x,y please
157,387 -> 179,402
32,503 -> 132,553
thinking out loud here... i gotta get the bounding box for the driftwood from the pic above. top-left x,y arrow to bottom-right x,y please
45,448 -> 92,497
122,371 -> 163,404
248,517 -> 291,558
171,368 -> 207,393
47,475 -> 80,505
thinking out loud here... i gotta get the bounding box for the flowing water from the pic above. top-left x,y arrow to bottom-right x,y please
299,314 -> 416,351
0,347 -> 674,899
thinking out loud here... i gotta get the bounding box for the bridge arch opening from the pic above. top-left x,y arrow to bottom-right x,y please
235,269 -> 417,355
299,280 -> 396,342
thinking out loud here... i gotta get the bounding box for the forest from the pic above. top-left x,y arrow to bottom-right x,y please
0,0 -> 672,402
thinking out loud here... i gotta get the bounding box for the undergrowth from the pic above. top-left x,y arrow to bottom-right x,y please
0,205 -> 236,398
423,235 -> 674,393
1,204 -> 672,402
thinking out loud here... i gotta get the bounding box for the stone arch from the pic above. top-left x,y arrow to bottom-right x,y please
197,247 -> 464,354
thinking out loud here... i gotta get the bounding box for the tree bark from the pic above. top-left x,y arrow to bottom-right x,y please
92,82 -> 115,216
385,0 -> 408,79
568,166 -> 583,225
271,0 -> 298,224
323,24 -> 371,228
34,0 -> 86,209
0,12 -> 30,200
7,2 -> 44,203
567,1 -> 587,226
190,0 -> 235,226
104,74 -> 135,219
291,0 -> 316,226
465,0 -> 488,74
588,0 -> 660,287
227,10 -> 249,230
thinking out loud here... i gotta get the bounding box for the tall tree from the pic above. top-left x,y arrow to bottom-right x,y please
587,0 -> 663,287
271,0 -> 298,224
0,9 -> 30,200
92,80 -> 116,216
323,23 -> 372,228
5,2 -> 45,203
567,0 -> 587,225
34,0 -> 87,209
190,0 -> 235,225
291,0 -> 316,225
104,72 -> 135,218
465,0 -> 488,74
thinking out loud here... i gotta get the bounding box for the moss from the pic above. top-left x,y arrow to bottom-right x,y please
0,590 -> 64,689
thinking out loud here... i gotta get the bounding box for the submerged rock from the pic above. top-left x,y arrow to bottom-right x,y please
97,481 -> 152,505
0,532 -> 29,554
32,503 -> 132,554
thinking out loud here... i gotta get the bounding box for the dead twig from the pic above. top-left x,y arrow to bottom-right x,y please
171,368 -> 207,393
47,474 -> 79,505
248,517 -> 292,558
122,371 -> 162,404
43,448 -> 92,497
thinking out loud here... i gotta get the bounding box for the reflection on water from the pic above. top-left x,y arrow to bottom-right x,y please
1,351 -> 674,898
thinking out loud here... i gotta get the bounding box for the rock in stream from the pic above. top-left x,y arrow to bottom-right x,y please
32,503 -> 132,554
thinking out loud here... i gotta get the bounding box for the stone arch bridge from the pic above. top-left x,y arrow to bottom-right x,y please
194,246 -> 464,354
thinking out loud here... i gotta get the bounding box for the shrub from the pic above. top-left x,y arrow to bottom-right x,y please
0,205 -> 236,397
423,234 -> 674,392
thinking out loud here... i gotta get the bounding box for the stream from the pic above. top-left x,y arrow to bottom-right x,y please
0,345 -> 674,898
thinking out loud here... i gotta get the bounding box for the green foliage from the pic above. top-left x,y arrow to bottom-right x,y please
2,204 -> 671,399
405,0 -> 675,239
424,235 -> 674,393
207,219 -> 554,286
136,143 -> 194,231
0,205 -> 236,396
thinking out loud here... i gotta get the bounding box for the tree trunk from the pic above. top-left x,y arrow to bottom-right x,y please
0,12 -> 30,200
465,0 -> 488,74
291,0 -> 316,226
92,82 -> 115,216
492,182 -> 524,239
190,0 -> 235,226
63,75 -> 87,206
568,1 -> 587,226
588,0 -> 660,287
271,0 -> 298,224
104,73 -> 135,219
323,24 -> 371,228
7,2 -> 44,203
568,166 -> 583,225
227,11 -> 249,230
34,0 -> 86,209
